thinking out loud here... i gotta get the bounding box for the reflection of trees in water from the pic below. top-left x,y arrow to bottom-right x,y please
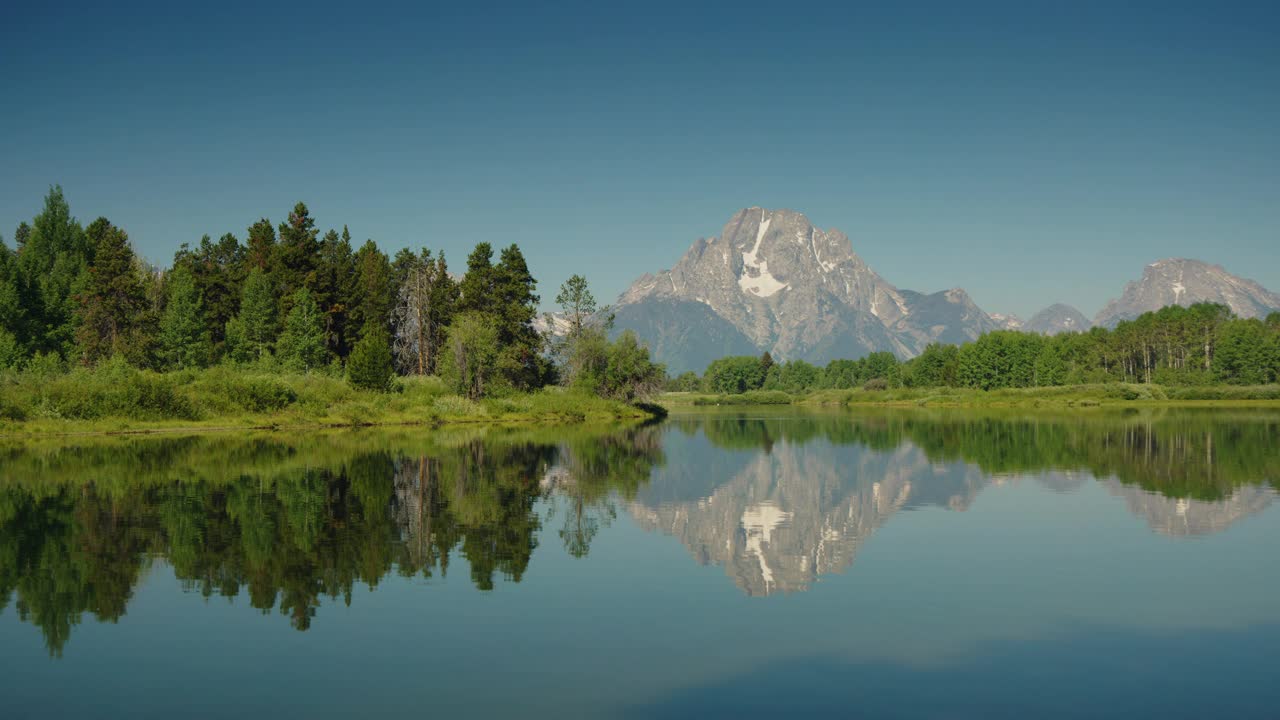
690,410 -> 1280,500
542,427 -> 665,558
632,410 -> 1278,596
0,412 -> 1273,653
0,427 -> 661,657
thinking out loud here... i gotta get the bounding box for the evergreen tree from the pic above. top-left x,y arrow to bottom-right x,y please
19,186 -> 90,355
347,330 -> 394,391
172,232 -> 244,352
457,243 -> 497,315
349,239 -> 393,343
492,244 -> 545,388
159,266 -> 211,369
555,274 -> 598,337
0,238 -> 20,368
74,218 -> 146,364
226,267 -> 276,361
0,237 -> 23,363
390,247 -> 419,300
316,226 -> 356,357
273,202 -> 320,312
759,351 -> 775,378
430,253 -> 459,362
244,218 -> 276,271
277,288 -> 328,372
13,222 -> 31,252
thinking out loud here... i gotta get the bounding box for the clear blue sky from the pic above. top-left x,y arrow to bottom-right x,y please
2,0 -> 1277,319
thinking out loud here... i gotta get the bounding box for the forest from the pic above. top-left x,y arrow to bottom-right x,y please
0,187 -> 663,426
675,304 -> 1280,397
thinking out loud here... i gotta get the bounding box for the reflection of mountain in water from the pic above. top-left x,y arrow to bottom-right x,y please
1105,479 -> 1274,537
630,435 -> 987,596
630,414 -> 1278,596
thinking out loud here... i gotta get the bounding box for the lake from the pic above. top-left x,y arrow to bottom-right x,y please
2,408 -> 1278,718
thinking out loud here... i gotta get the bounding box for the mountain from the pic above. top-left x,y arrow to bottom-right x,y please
612,299 -> 758,374
990,313 -> 1023,330
612,208 -> 996,373
1023,303 -> 1091,335
1094,258 -> 1280,328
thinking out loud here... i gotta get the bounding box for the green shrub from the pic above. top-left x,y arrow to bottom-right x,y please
692,390 -> 792,406
347,333 -> 394,392
863,378 -> 889,391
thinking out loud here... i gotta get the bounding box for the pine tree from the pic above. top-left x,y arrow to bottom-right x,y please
74,218 -> 146,364
457,243 -> 496,315
493,244 -> 545,388
0,238 -> 21,367
556,274 -> 598,338
244,218 -> 276,271
759,351 -> 775,377
277,288 -> 328,372
159,266 -> 211,369
172,232 -> 244,352
316,226 -> 356,357
349,239 -> 393,343
20,186 -> 90,356
347,329 -> 394,391
227,267 -> 277,361
274,202 -> 320,313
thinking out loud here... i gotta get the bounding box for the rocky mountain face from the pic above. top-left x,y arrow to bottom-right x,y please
613,208 -> 997,373
1094,258 -> 1280,328
1023,303 -> 1091,335
990,313 -> 1023,330
606,211 -> 1279,372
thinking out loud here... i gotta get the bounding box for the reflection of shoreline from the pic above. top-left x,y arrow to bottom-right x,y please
630,430 -> 1278,596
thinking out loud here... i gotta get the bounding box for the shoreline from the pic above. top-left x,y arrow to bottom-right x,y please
659,383 -> 1280,410
0,403 -> 661,439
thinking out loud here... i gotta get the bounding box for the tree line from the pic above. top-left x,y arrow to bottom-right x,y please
673,303 -> 1280,394
0,187 -> 662,400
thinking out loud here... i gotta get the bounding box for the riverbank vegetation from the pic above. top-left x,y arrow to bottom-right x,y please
0,187 -> 664,432
665,304 -> 1280,406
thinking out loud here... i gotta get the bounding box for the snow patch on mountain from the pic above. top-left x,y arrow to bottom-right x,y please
737,211 -> 788,297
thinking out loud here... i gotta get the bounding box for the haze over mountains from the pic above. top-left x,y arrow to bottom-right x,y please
609,208 -> 1280,373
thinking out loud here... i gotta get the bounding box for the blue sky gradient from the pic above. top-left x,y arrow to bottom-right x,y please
2,1 -> 1277,318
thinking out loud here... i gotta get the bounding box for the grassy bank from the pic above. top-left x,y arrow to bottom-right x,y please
659,383 -> 1280,410
660,390 -> 794,406
0,363 -> 660,436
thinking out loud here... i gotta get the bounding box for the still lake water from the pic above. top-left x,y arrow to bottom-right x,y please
2,408 -> 1278,718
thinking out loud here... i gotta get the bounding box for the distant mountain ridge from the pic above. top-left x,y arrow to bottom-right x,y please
609,209 -> 1280,373
1093,258 -> 1280,328
1024,304 -> 1092,335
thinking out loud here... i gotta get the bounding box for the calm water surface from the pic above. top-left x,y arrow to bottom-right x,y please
2,408 -> 1278,718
